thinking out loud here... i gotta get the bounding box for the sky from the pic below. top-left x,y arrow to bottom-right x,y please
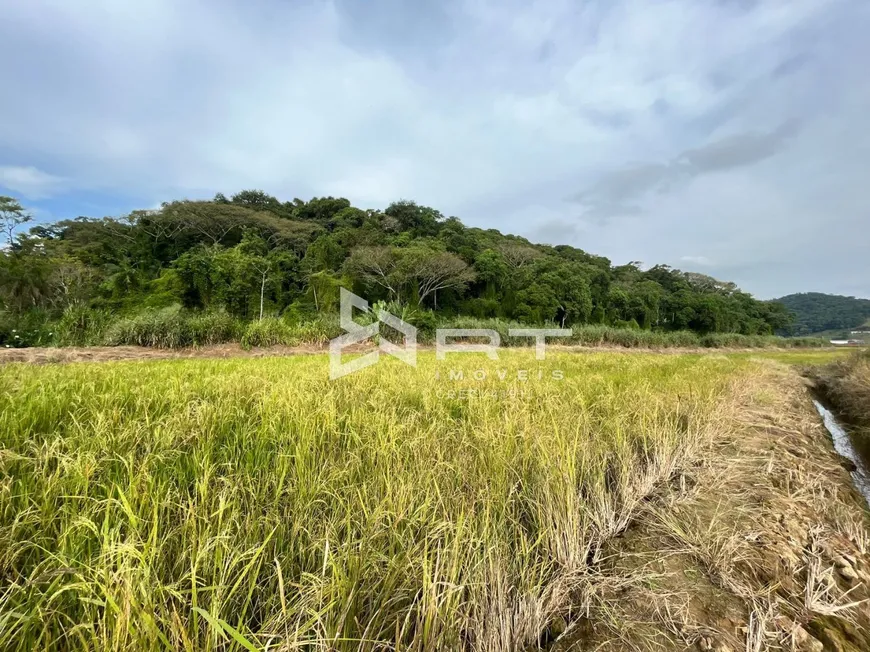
1,0 -> 868,299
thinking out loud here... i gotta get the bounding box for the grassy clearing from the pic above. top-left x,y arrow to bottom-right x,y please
734,349 -> 855,366
0,351 -> 749,651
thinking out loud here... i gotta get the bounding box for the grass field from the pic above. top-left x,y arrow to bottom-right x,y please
0,350 -> 766,651
732,348 -> 853,366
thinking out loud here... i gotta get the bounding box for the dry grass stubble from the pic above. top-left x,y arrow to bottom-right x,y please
557,360 -> 870,651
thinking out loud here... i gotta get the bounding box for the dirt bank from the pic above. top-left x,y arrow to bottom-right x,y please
0,343 -> 846,365
811,351 -> 870,430
554,361 -> 870,651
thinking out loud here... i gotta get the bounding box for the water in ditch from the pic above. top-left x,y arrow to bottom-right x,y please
813,399 -> 870,507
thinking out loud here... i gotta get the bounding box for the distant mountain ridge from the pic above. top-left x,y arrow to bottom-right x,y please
775,292 -> 870,336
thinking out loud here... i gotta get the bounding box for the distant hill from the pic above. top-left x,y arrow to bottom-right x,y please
776,292 -> 870,336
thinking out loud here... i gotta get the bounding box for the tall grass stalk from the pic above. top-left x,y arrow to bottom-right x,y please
240,316 -> 341,349
101,306 -> 241,348
1,352 -> 747,650
0,309 -> 832,351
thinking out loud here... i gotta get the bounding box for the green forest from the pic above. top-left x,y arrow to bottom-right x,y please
776,292 -> 870,336
0,191 -> 807,349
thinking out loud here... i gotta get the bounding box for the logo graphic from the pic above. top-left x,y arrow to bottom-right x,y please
329,288 -> 417,379
329,289 -> 573,379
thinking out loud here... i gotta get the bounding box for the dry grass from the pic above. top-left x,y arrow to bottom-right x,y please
0,344 -> 851,367
3,352 -> 869,651
814,350 -> 870,428
0,351 -> 742,651
555,360 -> 870,652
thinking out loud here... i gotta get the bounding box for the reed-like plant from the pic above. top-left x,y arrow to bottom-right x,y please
0,351 -> 746,650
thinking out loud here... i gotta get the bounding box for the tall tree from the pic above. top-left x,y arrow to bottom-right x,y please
0,188 -> 796,340
345,246 -> 403,300
497,242 -> 539,269
0,196 -> 32,247
403,248 -> 475,307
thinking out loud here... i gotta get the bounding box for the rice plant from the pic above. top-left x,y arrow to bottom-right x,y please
0,351 -> 748,650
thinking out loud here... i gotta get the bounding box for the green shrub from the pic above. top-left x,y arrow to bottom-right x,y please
571,324 -> 610,347
662,330 -> 701,347
0,310 -> 54,348
186,310 -> 242,345
288,315 -> 341,344
458,297 -> 501,318
435,316 -> 557,346
783,336 -> 828,348
241,318 -> 295,348
612,319 -> 641,330
103,306 -> 240,348
53,306 -> 113,346
408,309 -> 438,337
281,300 -> 318,324
242,315 -> 342,348
605,327 -> 644,348
1,306 -> 829,351
701,333 -> 736,348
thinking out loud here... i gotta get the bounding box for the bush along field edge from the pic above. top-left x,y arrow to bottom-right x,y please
0,304 -> 833,352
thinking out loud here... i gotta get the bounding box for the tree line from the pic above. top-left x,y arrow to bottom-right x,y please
775,292 -> 870,336
0,190 -> 793,342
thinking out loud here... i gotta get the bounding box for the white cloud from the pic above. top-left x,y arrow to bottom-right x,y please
0,166 -> 66,199
0,0 -> 868,297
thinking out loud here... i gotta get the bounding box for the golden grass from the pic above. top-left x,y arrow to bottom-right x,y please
0,351 -> 749,651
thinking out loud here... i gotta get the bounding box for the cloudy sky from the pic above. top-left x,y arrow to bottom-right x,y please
1,0 -> 867,299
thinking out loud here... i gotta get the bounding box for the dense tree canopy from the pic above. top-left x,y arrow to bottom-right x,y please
776,292 -> 870,335
0,191 -> 793,336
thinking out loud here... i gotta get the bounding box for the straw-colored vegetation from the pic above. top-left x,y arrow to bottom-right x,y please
2,350 -> 869,651
1,351 -> 742,650
557,359 -> 870,651
815,350 -> 870,429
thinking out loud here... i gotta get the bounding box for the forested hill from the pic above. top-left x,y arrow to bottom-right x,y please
1,190 -> 793,340
776,292 -> 870,336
